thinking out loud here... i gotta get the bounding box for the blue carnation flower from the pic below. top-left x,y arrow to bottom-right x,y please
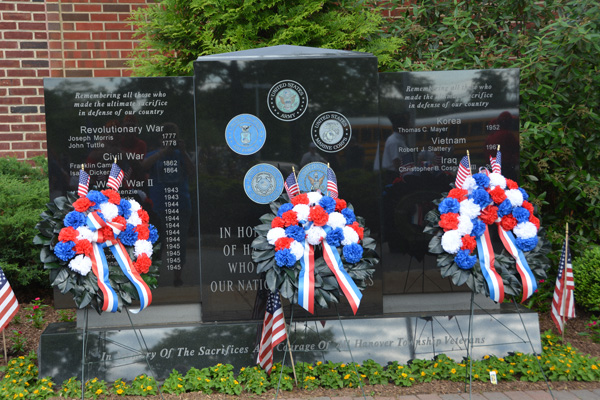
516,236 -> 538,252
54,240 -> 76,261
325,227 -> 344,247
470,188 -> 491,209
497,199 -> 513,218
341,208 -> 356,224
455,249 -> 476,270
118,224 -> 139,246
148,224 -> 159,243
473,173 -> 490,189
119,199 -> 132,219
277,203 -> 294,217
343,243 -> 363,264
512,206 -> 530,223
64,211 -> 86,228
319,196 -> 336,214
518,187 -> 529,201
471,218 -> 486,237
285,225 -> 305,242
438,197 -> 460,214
275,249 -> 296,267
87,190 -> 108,205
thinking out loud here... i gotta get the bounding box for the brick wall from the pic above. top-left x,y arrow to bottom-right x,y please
0,0 -> 152,160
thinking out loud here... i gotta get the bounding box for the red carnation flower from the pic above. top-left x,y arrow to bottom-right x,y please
99,226 -> 115,242
73,197 -> 95,212
448,188 -> 468,201
271,216 -> 285,228
522,201 -> 534,214
489,186 -> 507,204
112,215 -> 127,228
74,239 -> 92,256
500,214 -> 518,231
102,189 -> 121,205
58,226 -> 79,242
282,210 -> 299,227
138,209 -> 150,224
335,198 -> 347,212
350,221 -> 364,241
439,212 -> 459,231
480,205 -> 498,225
291,193 -> 309,206
134,254 -> 151,274
461,235 -> 476,252
135,224 -> 150,240
274,237 -> 294,251
505,179 -> 519,190
529,215 -> 540,230
308,205 -> 329,226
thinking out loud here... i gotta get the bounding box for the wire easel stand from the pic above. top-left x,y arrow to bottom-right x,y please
335,304 -> 367,400
274,306 -> 294,400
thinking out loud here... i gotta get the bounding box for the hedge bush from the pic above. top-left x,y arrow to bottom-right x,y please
573,245 -> 600,312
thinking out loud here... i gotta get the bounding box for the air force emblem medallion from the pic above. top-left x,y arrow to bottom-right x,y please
267,80 -> 308,121
244,163 -> 284,204
311,111 -> 352,153
225,114 -> 267,155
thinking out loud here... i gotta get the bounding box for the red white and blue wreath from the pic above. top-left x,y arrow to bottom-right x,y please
251,171 -> 378,315
424,153 -> 549,303
35,164 -> 158,314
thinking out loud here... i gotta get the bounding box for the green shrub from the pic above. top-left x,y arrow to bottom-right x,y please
572,245 -> 600,312
128,0 -> 403,76
0,157 -> 49,291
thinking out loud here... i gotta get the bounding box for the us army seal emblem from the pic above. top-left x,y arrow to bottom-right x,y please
267,80 -> 308,121
244,163 -> 284,204
225,114 -> 266,155
311,111 -> 351,153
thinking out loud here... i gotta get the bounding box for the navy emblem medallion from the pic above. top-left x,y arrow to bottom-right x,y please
225,114 -> 267,155
311,111 -> 352,153
267,80 -> 308,121
297,162 -> 328,193
244,163 -> 284,204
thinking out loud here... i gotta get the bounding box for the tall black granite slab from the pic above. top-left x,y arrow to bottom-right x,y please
378,69 -> 520,295
39,304 -> 541,383
43,77 -> 200,306
193,46 -> 383,321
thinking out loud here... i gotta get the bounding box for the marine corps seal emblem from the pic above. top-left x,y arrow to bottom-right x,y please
311,111 -> 352,153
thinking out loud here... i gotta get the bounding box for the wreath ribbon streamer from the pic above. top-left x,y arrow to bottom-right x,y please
475,226 -> 504,303
298,242 -> 315,314
498,226 -> 537,302
322,239 -> 362,315
86,211 -> 153,313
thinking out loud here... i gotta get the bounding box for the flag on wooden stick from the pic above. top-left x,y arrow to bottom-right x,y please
455,155 -> 471,189
107,162 -> 124,191
257,290 -> 287,374
551,231 -> 575,335
0,267 -> 19,332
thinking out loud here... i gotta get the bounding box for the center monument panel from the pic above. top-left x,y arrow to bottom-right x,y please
193,46 -> 383,321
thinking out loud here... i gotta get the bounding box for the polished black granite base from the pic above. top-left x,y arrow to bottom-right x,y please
39,302 -> 541,383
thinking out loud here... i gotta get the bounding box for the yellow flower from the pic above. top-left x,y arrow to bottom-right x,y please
33,390 -> 39,395
409,377 -> 414,381
147,386 -> 152,390
316,361 -> 322,366
421,371 -> 426,376
591,365 -> 598,370
234,380 -> 239,385
344,374 -> 350,380
401,373 -> 407,378
451,368 -> 456,374
474,374 -> 479,379
341,364 -> 346,368
177,384 -> 183,388
95,389 -> 102,395
117,389 -> 124,394
484,355 -> 490,359
240,367 -> 245,372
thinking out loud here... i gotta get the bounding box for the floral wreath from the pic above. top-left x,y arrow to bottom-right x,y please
36,186 -> 159,314
251,192 -> 378,314
425,169 -> 549,303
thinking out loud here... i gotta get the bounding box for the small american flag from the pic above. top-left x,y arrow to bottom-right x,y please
107,163 -> 124,191
490,150 -> 502,174
284,172 -> 299,199
551,240 -> 575,334
0,267 -> 19,331
78,169 -> 90,197
455,155 -> 471,189
257,291 -> 287,374
326,167 -> 338,199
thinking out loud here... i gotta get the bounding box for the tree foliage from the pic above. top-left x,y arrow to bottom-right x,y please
128,0 -> 403,76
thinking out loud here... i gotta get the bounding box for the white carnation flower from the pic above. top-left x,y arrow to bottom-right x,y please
76,226 -> 94,242
134,239 -> 153,257
462,176 -> 477,191
488,173 -> 507,189
293,204 -> 310,223
306,226 -> 326,245
457,214 -> 474,236
506,189 -> 524,207
341,226 -> 359,245
99,202 -> 119,221
326,212 -> 347,230
68,254 -> 92,276
127,199 -> 141,212
513,221 -> 537,239
127,213 -> 142,227
307,191 -> 322,206
459,199 -> 481,219
441,230 -> 462,254
290,241 -> 304,261
266,227 -> 286,245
